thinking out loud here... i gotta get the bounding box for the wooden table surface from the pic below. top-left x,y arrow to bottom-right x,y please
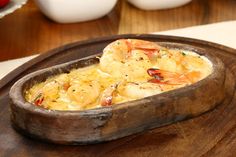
1,0 -> 236,157
0,0 -> 236,61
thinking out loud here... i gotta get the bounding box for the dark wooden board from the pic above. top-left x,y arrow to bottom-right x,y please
1,34 -> 236,157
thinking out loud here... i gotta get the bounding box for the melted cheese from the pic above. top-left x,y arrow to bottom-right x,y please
25,44 -> 212,111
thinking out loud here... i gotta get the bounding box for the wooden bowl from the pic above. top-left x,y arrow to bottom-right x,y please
9,39 -> 227,145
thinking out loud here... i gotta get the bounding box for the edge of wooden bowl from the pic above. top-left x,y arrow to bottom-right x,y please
9,40 -> 227,145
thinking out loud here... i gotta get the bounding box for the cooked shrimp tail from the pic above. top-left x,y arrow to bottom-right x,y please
100,83 -> 119,106
124,39 -> 161,58
147,68 -> 191,85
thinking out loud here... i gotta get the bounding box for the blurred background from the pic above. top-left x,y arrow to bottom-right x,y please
0,0 -> 236,61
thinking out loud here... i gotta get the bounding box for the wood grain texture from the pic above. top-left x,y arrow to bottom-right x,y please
1,0 -> 236,156
0,0 -> 120,61
1,0 -> 236,61
1,34 -> 236,157
118,0 -> 236,34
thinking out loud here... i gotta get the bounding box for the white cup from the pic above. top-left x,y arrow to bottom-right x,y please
127,0 -> 192,10
34,0 -> 118,23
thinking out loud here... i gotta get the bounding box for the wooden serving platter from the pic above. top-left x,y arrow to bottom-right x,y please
1,34 -> 236,157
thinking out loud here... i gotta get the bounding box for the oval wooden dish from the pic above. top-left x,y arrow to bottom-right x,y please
9,36 -> 228,145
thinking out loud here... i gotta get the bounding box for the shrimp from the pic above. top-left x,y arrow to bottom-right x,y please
100,81 -> 162,105
102,39 -> 161,61
67,81 -> 101,108
28,80 -> 61,106
147,68 -> 191,85
181,55 -> 212,78
100,83 -> 119,106
147,68 -> 202,86
99,39 -> 161,80
155,49 -> 212,77
118,82 -> 162,99
154,49 -> 188,73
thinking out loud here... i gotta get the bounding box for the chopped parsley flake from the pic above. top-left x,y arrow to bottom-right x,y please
181,52 -> 187,56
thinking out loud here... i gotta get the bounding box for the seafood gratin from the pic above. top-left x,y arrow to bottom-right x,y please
25,39 -> 213,111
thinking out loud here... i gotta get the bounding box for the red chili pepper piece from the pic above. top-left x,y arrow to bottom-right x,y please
147,68 -> 164,81
33,93 -> 44,106
63,82 -> 70,91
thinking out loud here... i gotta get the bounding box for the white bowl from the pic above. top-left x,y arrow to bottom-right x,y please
0,0 -> 28,18
34,0 -> 118,23
127,0 -> 192,10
